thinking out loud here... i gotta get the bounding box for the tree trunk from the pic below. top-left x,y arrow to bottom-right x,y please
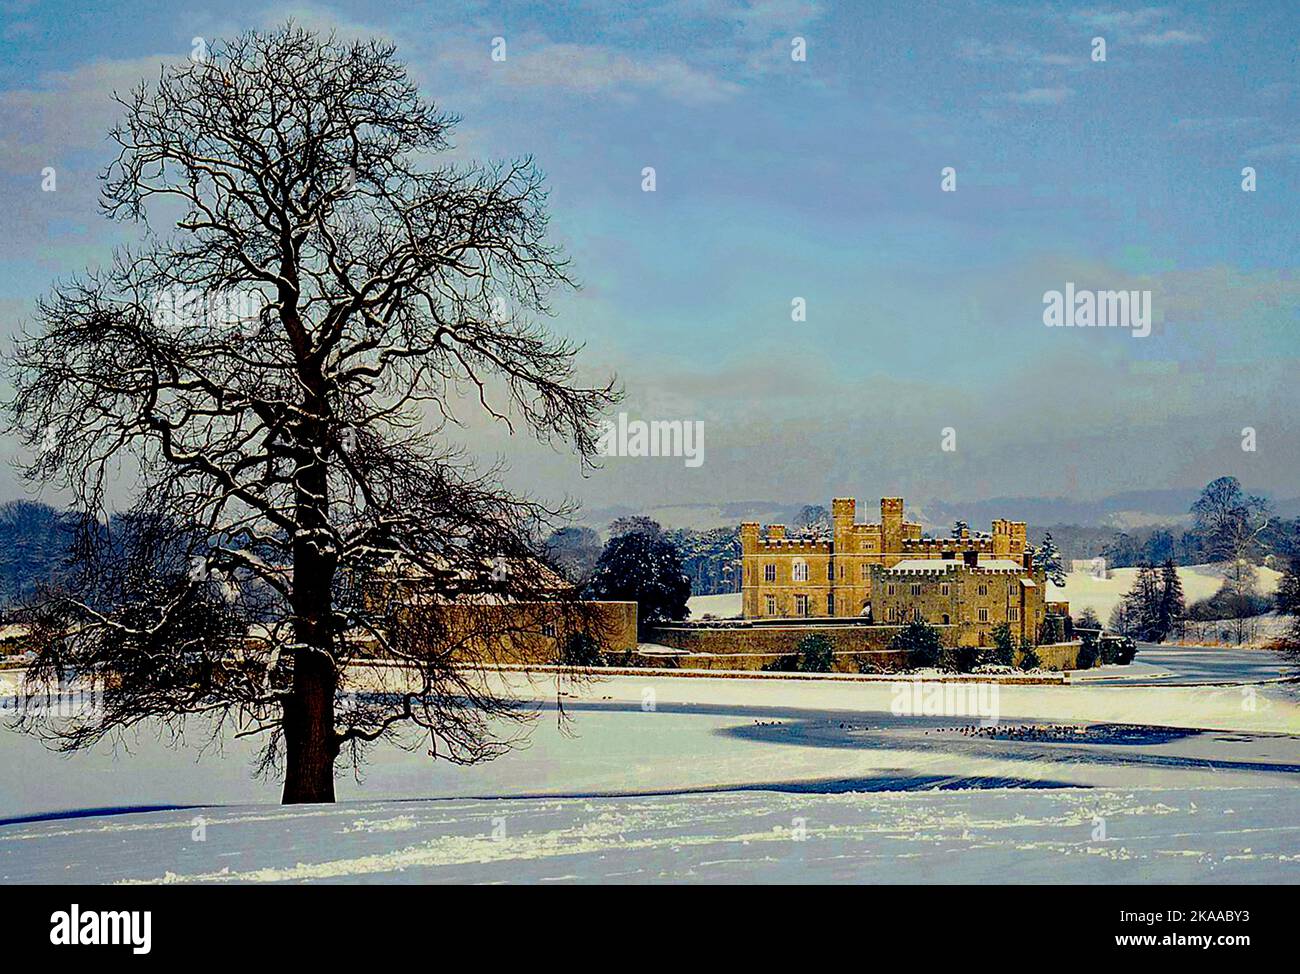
282,422 -> 340,804
281,647 -> 338,803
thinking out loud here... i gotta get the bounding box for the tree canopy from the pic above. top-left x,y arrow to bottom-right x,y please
4,25 -> 619,803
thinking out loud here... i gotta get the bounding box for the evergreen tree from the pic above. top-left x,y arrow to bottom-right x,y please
1076,629 -> 1100,669
987,622 -> 1015,667
759,633 -> 836,673
1018,639 -> 1041,671
1036,531 -> 1066,586
1074,606 -> 1102,631
586,519 -> 691,635
1276,556 -> 1300,617
889,620 -> 943,669
1117,563 -> 1163,641
666,525 -> 742,595
795,633 -> 835,673
1156,558 -> 1185,642
1138,563 -> 1164,640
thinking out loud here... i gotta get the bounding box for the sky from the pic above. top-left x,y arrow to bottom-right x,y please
0,0 -> 1296,519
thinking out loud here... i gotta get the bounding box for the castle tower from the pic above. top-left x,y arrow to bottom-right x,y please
832,497 -> 855,550
881,497 -> 904,563
739,522 -> 760,617
992,519 -> 1026,560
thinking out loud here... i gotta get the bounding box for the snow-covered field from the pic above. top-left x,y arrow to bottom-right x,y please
1058,563 -> 1282,624
1,651 -> 1297,884
4,786 -> 1296,884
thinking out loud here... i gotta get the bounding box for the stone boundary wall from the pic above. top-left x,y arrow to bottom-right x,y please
642,623 -> 1083,673
488,662 -> 1070,685
646,622 -> 936,655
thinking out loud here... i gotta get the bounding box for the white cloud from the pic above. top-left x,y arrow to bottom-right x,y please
1074,7 -> 1169,30
1248,140 -> 1300,160
956,38 -> 1081,67
1136,29 -> 1207,46
441,39 -> 742,105
0,55 -> 185,172
1171,116 -> 1263,135
1068,7 -> 1208,46
1005,86 -> 1074,105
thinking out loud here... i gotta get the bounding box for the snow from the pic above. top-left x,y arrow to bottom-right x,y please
687,592 -> 743,619
1057,563 -> 1282,623
1,648 -> 1297,883
3,787 -> 1297,884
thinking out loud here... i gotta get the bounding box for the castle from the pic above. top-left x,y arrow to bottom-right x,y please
740,497 -> 1050,647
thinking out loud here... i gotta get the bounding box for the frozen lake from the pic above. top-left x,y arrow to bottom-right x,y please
1,646 -> 1297,883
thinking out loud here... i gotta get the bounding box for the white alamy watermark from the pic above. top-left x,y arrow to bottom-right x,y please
891,679 -> 1000,726
50,904 -> 151,955
151,285 -> 262,331
1,684 -> 104,719
596,412 -> 704,468
1043,283 -> 1151,338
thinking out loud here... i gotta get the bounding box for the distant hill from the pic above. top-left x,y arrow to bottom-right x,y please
579,489 -> 1300,537
914,490 -> 1208,533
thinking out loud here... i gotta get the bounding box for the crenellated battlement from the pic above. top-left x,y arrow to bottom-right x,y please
758,537 -> 831,551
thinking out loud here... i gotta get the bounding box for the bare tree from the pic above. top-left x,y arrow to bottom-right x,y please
4,25 -> 619,803
1191,476 -> 1271,645
1192,476 -> 1271,562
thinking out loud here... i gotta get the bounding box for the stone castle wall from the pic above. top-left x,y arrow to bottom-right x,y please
641,622 -> 1082,672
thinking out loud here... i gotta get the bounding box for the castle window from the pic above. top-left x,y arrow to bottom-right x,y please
978,608 -> 989,623
887,583 -> 896,596
795,594 -> 809,616
765,595 -> 776,615
940,583 -> 950,596
828,561 -> 835,581
862,564 -> 869,580
1010,606 -> 1021,622
827,593 -> 835,615
978,583 -> 988,596
910,583 -> 922,596
764,564 -> 777,583
792,560 -> 809,583
941,614 -> 950,625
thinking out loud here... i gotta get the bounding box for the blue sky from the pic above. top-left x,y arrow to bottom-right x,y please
0,1 -> 1297,514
